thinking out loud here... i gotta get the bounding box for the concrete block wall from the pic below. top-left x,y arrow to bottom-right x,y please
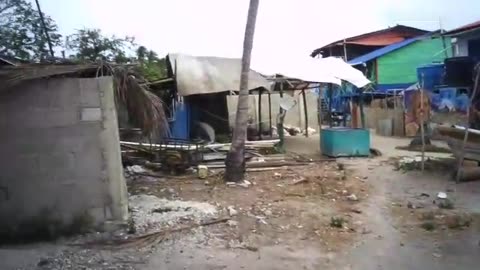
0,77 -> 128,236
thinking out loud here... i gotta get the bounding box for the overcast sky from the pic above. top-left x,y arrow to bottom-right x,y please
33,0 -> 479,65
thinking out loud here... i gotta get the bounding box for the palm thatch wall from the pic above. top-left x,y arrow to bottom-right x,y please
0,63 -> 169,138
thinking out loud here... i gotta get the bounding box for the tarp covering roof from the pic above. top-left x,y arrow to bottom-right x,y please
347,32 -> 438,66
167,53 -> 271,96
252,56 -> 371,88
167,53 -> 370,96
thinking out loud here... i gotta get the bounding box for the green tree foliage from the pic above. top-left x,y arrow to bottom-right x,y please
137,48 -> 167,81
0,0 -> 61,60
66,28 -> 135,62
1,1 -> 167,82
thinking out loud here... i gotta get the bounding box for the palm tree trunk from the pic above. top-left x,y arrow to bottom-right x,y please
225,0 -> 260,182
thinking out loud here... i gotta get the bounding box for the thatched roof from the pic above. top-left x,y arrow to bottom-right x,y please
0,63 -> 169,138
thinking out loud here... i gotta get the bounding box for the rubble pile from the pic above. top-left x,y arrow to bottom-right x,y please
129,195 -> 218,234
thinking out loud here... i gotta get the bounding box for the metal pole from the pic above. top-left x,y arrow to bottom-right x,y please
34,0 -> 54,58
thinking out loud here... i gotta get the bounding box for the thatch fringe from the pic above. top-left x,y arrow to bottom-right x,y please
110,65 -> 169,138
0,63 -> 169,138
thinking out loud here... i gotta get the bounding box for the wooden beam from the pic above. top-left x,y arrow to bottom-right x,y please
302,89 -> 309,137
268,92 -> 272,137
258,89 -> 262,139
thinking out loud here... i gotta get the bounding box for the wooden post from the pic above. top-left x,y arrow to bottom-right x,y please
393,89 -> 397,135
420,74 -> 426,172
359,89 -> 365,128
420,89 -> 426,172
268,92 -> 272,138
277,81 -> 285,151
258,89 -> 262,140
328,83 -> 333,127
302,89 -> 309,137
455,67 -> 480,182
317,87 -> 322,127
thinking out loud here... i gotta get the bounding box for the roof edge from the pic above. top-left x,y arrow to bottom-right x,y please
310,24 -> 429,57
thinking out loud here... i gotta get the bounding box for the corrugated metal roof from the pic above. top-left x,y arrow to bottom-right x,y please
444,20 -> 480,36
347,32 -> 436,65
310,25 -> 429,57
167,54 -> 271,96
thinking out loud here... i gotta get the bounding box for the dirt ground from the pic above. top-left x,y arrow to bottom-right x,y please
1,132 -> 480,270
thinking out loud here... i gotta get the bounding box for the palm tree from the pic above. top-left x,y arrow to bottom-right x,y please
225,0 -> 260,182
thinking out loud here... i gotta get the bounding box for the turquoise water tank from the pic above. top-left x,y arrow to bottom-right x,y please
320,128 -> 370,157
417,64 -> 444,91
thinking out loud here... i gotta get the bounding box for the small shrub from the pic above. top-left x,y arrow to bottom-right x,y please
330,217 -> 345,228
421,221 -> 436,231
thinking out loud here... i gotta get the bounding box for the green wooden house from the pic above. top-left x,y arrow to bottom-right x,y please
348,32 -> 452,91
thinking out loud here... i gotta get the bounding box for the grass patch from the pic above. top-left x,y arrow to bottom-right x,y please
421,221 -> 436,231
330,217 -> 346,228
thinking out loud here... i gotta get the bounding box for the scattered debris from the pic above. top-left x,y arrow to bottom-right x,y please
126,165 -> 146,174
227,206 -> 238,217
351,208 -> 363,214
292,177 -> 309,185
128,195 -> 217,233
437,192 -> 448,199
83,217 -> 230,250
407,201 -> 424,209
255,216 -> 268,225
197,165 -> 209,179
35,249 -> 140,270
237,180 -> 252,188
346,194 -> 359,202
226,220 -> 239,227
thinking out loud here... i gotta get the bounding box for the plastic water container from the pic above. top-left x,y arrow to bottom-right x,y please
320,128 -> 370,157
417,64 -> 444,91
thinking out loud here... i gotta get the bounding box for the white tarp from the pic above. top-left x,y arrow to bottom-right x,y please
167,53 -> 370,97
168,53 -> 272,96
251,56 -> 370,88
